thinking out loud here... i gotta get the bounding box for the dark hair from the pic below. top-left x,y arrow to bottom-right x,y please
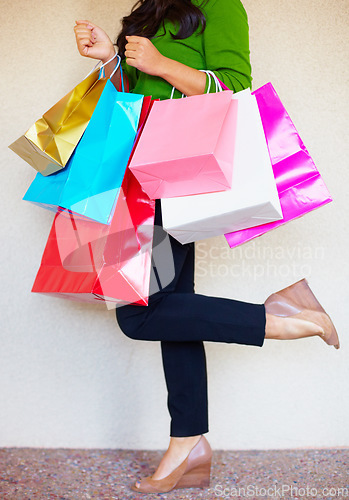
116,0 -> 208,58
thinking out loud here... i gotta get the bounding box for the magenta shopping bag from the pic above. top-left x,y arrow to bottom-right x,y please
224,82 -> 332,248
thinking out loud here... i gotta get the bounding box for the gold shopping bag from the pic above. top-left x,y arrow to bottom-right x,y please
9,63 -> 111,176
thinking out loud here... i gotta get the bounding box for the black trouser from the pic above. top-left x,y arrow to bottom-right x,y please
116,200 -> 266,437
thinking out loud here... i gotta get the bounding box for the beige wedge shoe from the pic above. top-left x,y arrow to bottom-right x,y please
131,435 -> 212,494
265,278 -> 340,349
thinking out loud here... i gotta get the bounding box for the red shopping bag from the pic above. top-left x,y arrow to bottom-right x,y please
31,97 -> 156,306
31,168 -> 155,306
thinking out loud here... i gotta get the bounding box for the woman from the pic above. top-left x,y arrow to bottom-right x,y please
74,0 -> 339,493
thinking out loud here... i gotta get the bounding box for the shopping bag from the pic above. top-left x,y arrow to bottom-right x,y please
22,78 -> 145,225
8,56 -> 119,176
161,89 -> 283,244
31,168 -> 155,306
224,82 -> 332,248
129,89 -> 238,199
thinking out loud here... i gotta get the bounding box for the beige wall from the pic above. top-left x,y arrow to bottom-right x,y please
1,0 -> 348,450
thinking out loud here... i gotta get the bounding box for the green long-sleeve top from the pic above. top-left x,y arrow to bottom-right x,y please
121,0 -> 252,100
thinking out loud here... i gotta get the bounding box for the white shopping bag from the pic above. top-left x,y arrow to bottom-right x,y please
161,88 -> 283,244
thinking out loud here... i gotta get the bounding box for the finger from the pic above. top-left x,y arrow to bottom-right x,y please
90,28 -> 97,39
76,19 -> 94,26
74,26 -> 93,36
75,20 -> 96,31
124,51 -> 137,59
74,30 -> 93,42
74,31 -> 93,42
124,48 -> 137,56
77,43 -> 93,52
83,39 -> 94,48
76,36 -> 94,48
74,25 -> 93,36
125,35 -> 143,43
125,42 -> 139,51
125,58 -> 136,68
78,43 -> 93,51
74,27 -> 92,36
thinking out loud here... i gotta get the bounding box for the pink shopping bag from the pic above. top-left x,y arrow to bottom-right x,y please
129,90 -> 238,199
224,82 -> 332,248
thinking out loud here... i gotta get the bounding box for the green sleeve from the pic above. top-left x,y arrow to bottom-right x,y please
202,0 -> 252,93
120,58 -> 138,92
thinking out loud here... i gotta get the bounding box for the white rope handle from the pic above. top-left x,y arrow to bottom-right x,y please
109,54 -> 122,79
201,70 -> 224,93
170,85 -> 184,99
85,52 -> 120,79
169,70 -> 224,99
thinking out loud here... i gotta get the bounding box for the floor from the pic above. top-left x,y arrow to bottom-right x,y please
0,447 -> 348,499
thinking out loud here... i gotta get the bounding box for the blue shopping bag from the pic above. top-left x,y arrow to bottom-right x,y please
23,66 -> 144,225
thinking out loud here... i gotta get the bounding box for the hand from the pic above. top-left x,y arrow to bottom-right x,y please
125,36 -> 167,77
74,20 -> 115,62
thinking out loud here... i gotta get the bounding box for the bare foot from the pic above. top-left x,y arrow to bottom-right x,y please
265,313 -> 324,340
134,435 -> 201,488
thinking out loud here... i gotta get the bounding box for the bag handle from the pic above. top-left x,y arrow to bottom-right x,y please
116,62 -> 125,92
201,70 -> 224,93
169,70 -> 224,99
85,53 -> 123,88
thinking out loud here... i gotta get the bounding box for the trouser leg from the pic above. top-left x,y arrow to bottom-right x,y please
116,225 -> 266,346
160,233 -> 208,436
161,340 -> 208,437
117,286 -> 266,346
117,201 -> 210,436
116,200 -> 265,437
